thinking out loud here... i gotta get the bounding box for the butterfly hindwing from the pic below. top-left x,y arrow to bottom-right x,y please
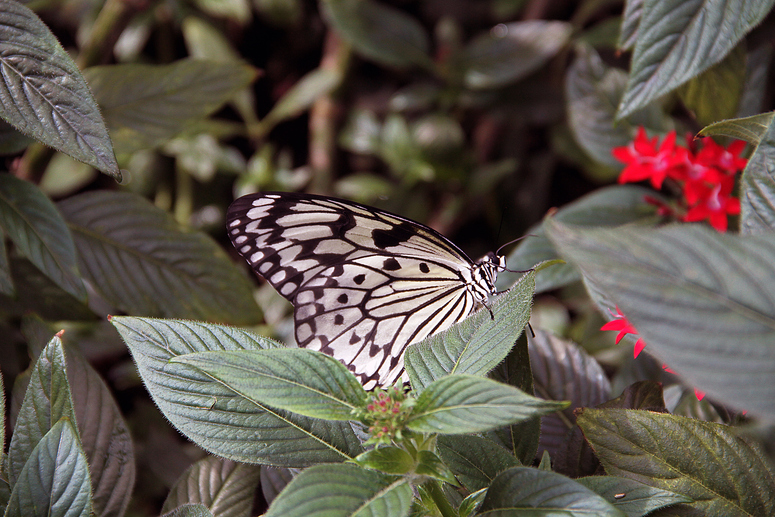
227,192 -> 496,388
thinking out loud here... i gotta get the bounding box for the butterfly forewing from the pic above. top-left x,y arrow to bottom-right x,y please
227,192 -> 497,388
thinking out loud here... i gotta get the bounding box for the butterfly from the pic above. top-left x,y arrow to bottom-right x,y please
227,192 -> 505,389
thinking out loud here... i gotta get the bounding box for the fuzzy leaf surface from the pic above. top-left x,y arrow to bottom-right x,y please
578,409 -> 775,516
58,191 -> 260,324
172,348 -> 367,420
406,375 -> 566,434
6,419 -> 92,517
0,175 -> 84,301
480,466 -> 624,516
547,221 -> 775,418
264,463 -> 411,517
161,456 -> 261,517
112,316 -> 363,467
618,0 -> 774,118
84,59 -> 257,155
0,0 -> 119,178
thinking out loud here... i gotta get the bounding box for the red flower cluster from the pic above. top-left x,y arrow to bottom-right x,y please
601,306 -> 705,401
612,128 -> 747,231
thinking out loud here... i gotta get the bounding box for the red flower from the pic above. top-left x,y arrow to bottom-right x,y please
695,137 -> 747,174
612,129 -> 684,189
600,306 -> 646,358
683,179 -> 740,232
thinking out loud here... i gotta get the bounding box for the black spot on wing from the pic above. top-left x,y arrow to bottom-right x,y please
419,262 -> 430,273
383,258 -> 400,271
354,274 -> 366,285
372,222 -> 413,249
337,293 -> 348,303
334,314 -> 344,325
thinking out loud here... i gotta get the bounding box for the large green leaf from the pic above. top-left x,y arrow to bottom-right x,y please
404,272 -> 534,392
698,111 -> 775,145
6,418 -> 92,517
264,463 -> 412,517
172,348 -> 367,421
459,21 -> 572,90
577,475 -> 692,517
566,45 -> 669,169
578,409 -> 775,516
500,185 -> 663,294
162,456 -> 261,517
0,175 -> 84,301
406,375 -> 566,434
436,435 -> 519,492
0,0 -> 118,179
7,336 -> 77,486
84,59 -> 258,155
480,467 -> 624,516
321,0 -> 432,70
66,349 -> 135,517
58,191 -> 260,324
740,115 -> 775,234
676,43 -> 746,126
112,316 -> 363,467
546,221 -> 775,419
618,0 -> 775,118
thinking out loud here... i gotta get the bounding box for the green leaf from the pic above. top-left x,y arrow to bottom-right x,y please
500,185 -> 663,294
529,330 -> 610,475
566,45 -> 669,168
618,0 -> 774,119
617,0 -> 643,51
578,409 -> 775,516
0,175 -> 85,301
576,475 -> 692,517
480,466 -> 624,516
436,435 -> 519,492
6,418 -> 92,517
353,446 -> 415,475
321,0 -> 432,70
8,336 -> 77,486
112,316 -> 363,466
677,43 -> 746,126
405,272 -> 534,392
259,68 -> 342,136
406,375 -> 566,434
172,348 -> 367,421
698,111 -> 775,145
740,115 -> 775,234
66,349 -> 135,517
0,0 -> 119,179
264,463 -> 412,517
161,504 -> 214,517
546,221 -> 775,418
458,488 -> 486,517
486,333 -> 539,465
84,59 -> 258,155
58,191 -> 260,324
460,21 -> 572,90
414,450 -> 458,486
162,456 -> 261,517
0,256 -> 93,321
0,228 -> 14,296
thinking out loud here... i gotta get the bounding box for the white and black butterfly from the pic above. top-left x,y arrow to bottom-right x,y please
227,192 -> 506,389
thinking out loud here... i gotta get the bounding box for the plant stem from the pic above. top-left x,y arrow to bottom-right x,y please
424,479 -> 457,517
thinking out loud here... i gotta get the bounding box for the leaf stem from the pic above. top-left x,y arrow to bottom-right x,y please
424,478 -> 457,517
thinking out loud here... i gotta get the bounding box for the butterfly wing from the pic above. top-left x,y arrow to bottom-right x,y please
227,192 -> 481,388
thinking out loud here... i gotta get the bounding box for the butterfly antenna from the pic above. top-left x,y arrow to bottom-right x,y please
495,234 -> 536,256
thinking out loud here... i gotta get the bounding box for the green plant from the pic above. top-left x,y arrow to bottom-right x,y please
0,0 -> 773,515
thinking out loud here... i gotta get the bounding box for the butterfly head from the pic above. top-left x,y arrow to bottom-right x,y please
471,251 -> 505,303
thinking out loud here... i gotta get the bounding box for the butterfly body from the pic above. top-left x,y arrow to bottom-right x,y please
227,192 -> 503,388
